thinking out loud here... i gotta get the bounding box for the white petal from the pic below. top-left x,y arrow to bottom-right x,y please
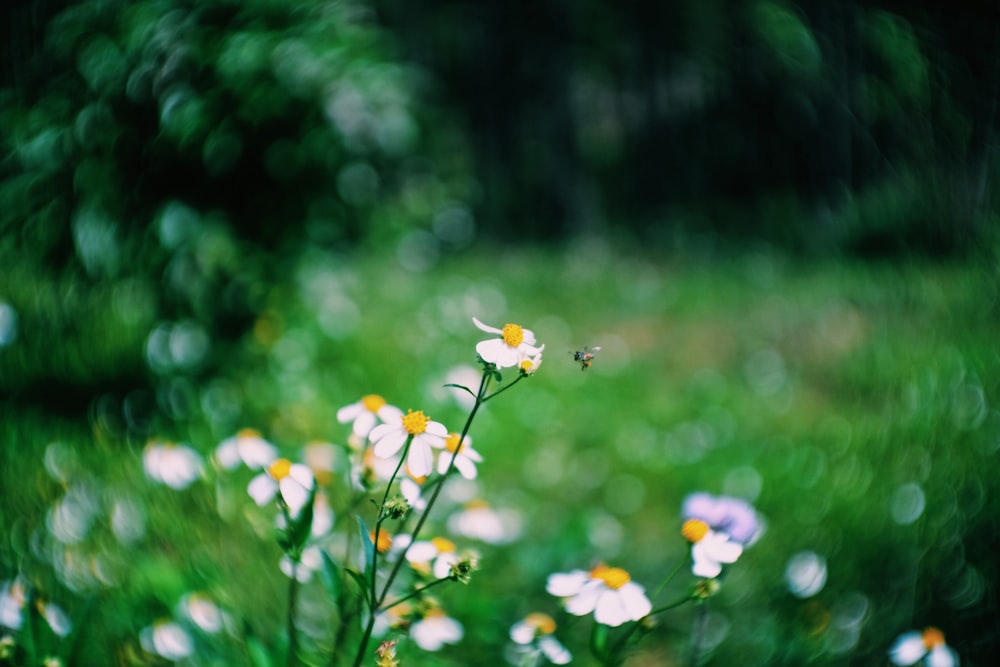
377,404 -> 404,423
453,456 -> 478,480
564,581 -> 603,616
279,478 -> 310,517
703,533 -> 743,564
540,636 -> 572,665
617,582 -> 653,620
594,589 -> 631,627
215,439 -> 241,469
407,441 -> 434,478
406,541 -> 439,563
247,475 -> 277,506
288,463 -> 315,489
433,552 -> 459,579
546,570 -> 589,597
336,403 -> 363,423
889,633 -> 927,665
494,346 -> 523,368
352,411 -> 376,438
509,621 -> 535,644
692,551 -> 723,578
373,430 -> 407,459
424,421 -> 449,438
927,645 -> 958,667
472,317 -> 503,335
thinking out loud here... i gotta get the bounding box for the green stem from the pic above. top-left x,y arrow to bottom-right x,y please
379,576 -> 452,611
370,443 -> 410,607
287,566 -> 300,667
652,557 -> 688,600
482,373 -> 524,402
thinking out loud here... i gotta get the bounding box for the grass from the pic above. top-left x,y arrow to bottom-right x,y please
2,243 -> 998,666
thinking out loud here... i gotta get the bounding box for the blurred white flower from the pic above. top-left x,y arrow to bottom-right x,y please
519,345 -> 545,375
682,519 -> 743,578
473,317 -> 542,368
37,601 -> 71,637
140,620 -> 193,661
369,409 -> 447,478
337,394 -> 403,439
546,565 -> 651,627
215,429 -> 278,470
0,579 -> 25,630
509,612 -> 572,665
143,441 -> 202,490
400,478 -> 427,512
248,458 -> 315,518
178,592 -> 225,634
437,433 -> 482,479
448,500 -> 522,544
890,627 -> 958,667
406,537 -> 459,580
410,609 -> 463,651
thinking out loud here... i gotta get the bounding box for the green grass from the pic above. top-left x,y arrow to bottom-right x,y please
2,245 -> 998,666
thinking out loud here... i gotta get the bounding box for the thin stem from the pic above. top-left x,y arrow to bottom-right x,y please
370,443 -> 410,608
688,602 -> 708,667
286,567 -> 300,667
379,576 -> 452,611
482,373 -> 524,402
652,557 -> 688,600
649,593 -> 695,616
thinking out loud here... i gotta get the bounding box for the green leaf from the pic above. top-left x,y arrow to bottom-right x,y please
357,515 -> 374,575
319,549 -> 342,603
344,568 -> 370,611
247,636 -> 275,667
590,621 -> 610,660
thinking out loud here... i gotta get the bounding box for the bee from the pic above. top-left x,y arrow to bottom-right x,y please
572,346 -> 601,370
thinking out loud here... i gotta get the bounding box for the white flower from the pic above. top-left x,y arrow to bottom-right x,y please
509,613 -> 572,665
437,433 -> 482,479
178,592 -> 225,634
337,394 -> 403,439
682,519 -> 743,578
410,609 -> 463,651
0,578 -> 25,630
406,537 -> 460,579
519,345 -> 545,375
143,441 -> 202,490
310,490 -> 335,537
248,458 -> 315,518
369,409 -> 447,478
37,601 -> 71,637
890,628 -> 959,667
140,620 -> 193,661
215,429 -> 278,470
280,545 -> 325,583
448,500 -> 522,544
472,317 -> 542,368
400,478 -> 427,512
546,565 -> 652,627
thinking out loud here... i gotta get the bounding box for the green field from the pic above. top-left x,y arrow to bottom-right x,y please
2,245 -> 997,666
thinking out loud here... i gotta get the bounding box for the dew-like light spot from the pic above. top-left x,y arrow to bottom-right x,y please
785,551 -> 827,598
890,483 -> 925,525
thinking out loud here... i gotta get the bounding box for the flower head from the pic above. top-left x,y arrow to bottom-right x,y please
143,441 -> 202,490
682,492 -> 762,545
406,537 -> 460,579
890,627 -> 959,667
509,612 -> 572,665
520,345 -> 545,376
682,518 -> 743,578
140,620 -> 193,661
337,395 -> 403,439
248,458 -> 315,519
473,317 -> 542,368
437,433 -> 483,479
546,564 -> 652,627
375,639 -> 400,667
410,607 -> 463,651
369,409 -> 447,478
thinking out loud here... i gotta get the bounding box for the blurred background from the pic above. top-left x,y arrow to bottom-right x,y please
1,0 -> 999,664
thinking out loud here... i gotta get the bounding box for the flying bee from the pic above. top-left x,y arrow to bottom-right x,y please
572,346 -> 601,370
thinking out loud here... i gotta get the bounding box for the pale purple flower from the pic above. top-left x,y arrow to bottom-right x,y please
682,492 -> 761,545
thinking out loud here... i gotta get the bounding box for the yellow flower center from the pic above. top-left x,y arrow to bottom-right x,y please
268,458 -> 292,481
520,359 -> 535,372
466,499 -> 489,509
370,530 -> 393,553
590,564 -> 631,590
431,537 -> 456,553
525,612 -> 557,635
401,409 -> 429,435
362,394 -> 387,412
444,433 -> 464,454
922,627 -> 945,650
682,519 -> 710,543
237,428 -> 261,439
501,323 -> 524,347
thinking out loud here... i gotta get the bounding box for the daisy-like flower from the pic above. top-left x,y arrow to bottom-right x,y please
406,537 -> 460,579
509,612 -> 572,665
890,627 -> 959,667
369,409 -> 447,479
682,519 -> 743,578
410,608 -> 463,651
519,346 -> 545,376
546,564 -> 652,627
215,429 -> 278,470
448,500 -> 523,544
140,620 -> 194,661
437,433 -> 482,479
248,458 -> 315,519
472,317 -> 542,369
682,492 -> 762,545
143,441 -> 203,490
337,394 -> 403,439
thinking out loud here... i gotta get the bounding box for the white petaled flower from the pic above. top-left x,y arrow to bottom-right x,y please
248,458 -> 315,519
143,441 -> 202,490
140,620 -> 194,661
310,490 -> 335,537
215,429 -> 278,470
448,500 -> 522,544
280,545 -> 324,583
682,519 -> 743,578
37,601 -> 71,637
178,592 -> 225,634
369,409 -> 447,479
509,612 -> 572,665
437,433 -> 482,479
0,578 -> 26,630
400,478 -> 427,512
337,394 -> 403,439
519,345 -> 545,375
410,609 -> 463,651
406,537 -> 460,579
890,627 -> 959,667
546,564 -> 652,627
472,317 -> 542,368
